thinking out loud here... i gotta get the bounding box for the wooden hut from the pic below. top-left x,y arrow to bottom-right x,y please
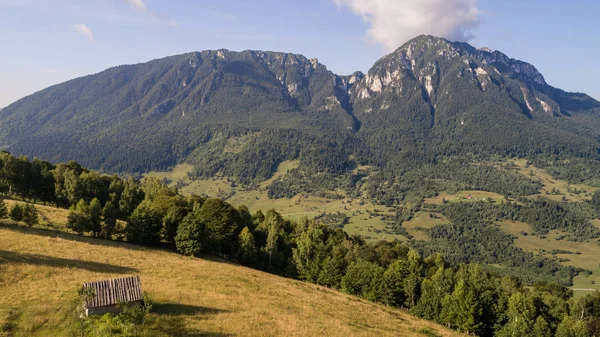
82,275 -> 144,316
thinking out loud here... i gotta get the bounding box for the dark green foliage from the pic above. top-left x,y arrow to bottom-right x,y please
101,201 -> 118,239
9,203 -> 24,222
8,203 -> 39,227
126,201 -> 163,245
21,204 -> 39,227
341,259 -> 385,301
196,198 -> 241,253
174,204 -> 207,257
67,199 -> 93,235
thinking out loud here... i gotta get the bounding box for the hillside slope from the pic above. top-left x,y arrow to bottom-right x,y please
0,224 -> 463,337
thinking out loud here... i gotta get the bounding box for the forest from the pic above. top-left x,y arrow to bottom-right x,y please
3,152 -> 600,336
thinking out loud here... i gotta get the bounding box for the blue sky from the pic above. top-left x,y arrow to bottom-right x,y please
0,0 -> 598,107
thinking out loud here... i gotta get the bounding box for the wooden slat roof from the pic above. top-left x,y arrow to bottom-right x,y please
82,276 -> 143,309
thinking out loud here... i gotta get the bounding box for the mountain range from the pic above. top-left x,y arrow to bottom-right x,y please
2,35 -> 599,183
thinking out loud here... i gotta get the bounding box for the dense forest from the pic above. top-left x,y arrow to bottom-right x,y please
3,153 -> 600,336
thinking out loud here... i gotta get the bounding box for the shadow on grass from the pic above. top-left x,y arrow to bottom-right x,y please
0,221 -> 165,253
0,222 -> 240,268
152,303 -> 229,316
0,250 -> 138,274
150,304 -> 233,337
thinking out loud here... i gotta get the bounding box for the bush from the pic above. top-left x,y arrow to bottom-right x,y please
9,204 -> 24,222
22,204 -> 39,227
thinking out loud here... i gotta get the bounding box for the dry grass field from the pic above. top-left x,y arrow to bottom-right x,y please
402,212 -> 450,241
0,223 -> 464,337
4,199 -> 70,229
500,159 -> 597,202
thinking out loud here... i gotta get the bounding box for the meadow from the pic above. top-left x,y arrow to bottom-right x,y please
0,222 -> 463,337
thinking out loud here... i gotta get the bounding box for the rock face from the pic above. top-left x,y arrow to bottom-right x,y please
0,35 -> 599,173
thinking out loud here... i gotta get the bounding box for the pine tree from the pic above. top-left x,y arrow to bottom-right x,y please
22,204 -> 39,227
9,203 -> 24,222
441,280 -> 482,334
380,259 -> 409,307
317,244 -> 348,289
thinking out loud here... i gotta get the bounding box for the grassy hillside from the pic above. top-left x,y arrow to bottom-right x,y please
0,223 -> 464,337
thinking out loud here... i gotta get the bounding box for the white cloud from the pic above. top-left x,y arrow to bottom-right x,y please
125,0 -> 146,12
334,0 -> 480,51
124,0 -> 176,26
72,23 -> 95,42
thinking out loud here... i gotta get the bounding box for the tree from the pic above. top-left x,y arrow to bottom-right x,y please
317,244 -> 349,289
497,292 -> 541,337
22,204 -> 39,227
162,206 -> 187,244
197,198 -> 241,253
261,209 -> 284,268
0,199 -> 8,218
236,227 -> 257,265
88,198 -> 102,237
380,259 -> 409,307
238,205 -> 254,230
556,316 -> 589,337
9,203 -> 24,222
126,201 -> 162,245
531,316 -> 552,337
440,280 -> 483,334
175,203 -> 207,256
67,199 -> 92,235
341,259 -> 384,301
404,249 -> 422,308
101,201 -> 118,239
119,177 -> 144,218
292,220 -> 327,282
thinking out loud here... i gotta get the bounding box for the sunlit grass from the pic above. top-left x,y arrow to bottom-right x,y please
0,224 -> 463,337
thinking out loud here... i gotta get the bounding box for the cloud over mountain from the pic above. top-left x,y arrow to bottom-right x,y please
334,0 -> 480,50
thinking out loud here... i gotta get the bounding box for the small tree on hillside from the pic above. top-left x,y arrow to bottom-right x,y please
9,203 -> 24,222
0,199 -> 8,218
67,199 -> 92,235
22,204 -> 39,227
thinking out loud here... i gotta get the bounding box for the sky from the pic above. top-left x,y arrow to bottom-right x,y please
0,0 -> 599,107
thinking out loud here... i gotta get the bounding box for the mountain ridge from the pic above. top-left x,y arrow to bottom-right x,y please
1,35 -> 599,178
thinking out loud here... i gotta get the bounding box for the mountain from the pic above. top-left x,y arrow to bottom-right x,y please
1,35 -> 599,181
